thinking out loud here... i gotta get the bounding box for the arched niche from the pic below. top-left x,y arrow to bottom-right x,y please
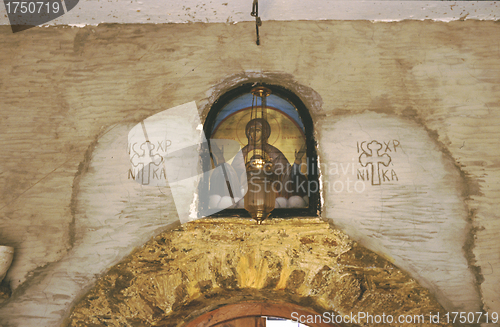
200,83 -> 320,218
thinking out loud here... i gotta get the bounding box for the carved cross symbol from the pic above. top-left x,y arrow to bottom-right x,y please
130,141 -> 163,185
359,140 -> 391,185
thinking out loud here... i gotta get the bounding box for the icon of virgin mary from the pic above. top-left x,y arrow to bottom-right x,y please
232,118 -> 307,201
208,118 -> 308,209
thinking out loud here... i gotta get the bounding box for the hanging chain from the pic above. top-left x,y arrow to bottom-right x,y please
251,0 -> 262,45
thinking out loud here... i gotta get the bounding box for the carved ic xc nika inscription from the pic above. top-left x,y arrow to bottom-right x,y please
128,140 -> 170,185
357,140 -> 399,185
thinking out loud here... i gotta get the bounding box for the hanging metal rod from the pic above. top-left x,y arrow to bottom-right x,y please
251,0 -> 262,45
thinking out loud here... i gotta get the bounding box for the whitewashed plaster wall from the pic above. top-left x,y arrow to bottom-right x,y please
0,124 -> 179,326
1,0 -> 499,25
318,112 -> 479,312
0,21 -> 500,326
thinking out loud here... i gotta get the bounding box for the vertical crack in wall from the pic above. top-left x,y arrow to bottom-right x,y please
69,130 -> 105,249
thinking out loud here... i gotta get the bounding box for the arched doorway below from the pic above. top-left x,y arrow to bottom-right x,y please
184,302 -> 337,327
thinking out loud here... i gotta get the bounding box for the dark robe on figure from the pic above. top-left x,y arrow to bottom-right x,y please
231,144 -> 307,199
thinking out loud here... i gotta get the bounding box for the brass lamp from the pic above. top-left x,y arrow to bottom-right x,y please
244,86 -> 276,224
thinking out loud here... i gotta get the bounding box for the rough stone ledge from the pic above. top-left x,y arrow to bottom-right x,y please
66,218 -> 450,327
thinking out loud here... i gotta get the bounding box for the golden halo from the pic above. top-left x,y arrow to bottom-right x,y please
236,109 -> 280,147
212,107 -> 306,166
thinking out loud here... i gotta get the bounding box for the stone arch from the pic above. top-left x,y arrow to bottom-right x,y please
66,218 -> 448,326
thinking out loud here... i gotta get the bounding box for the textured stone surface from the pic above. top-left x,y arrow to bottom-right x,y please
66,218 -> 449,327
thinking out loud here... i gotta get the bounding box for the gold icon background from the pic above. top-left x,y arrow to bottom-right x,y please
212,107 -> 306,172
